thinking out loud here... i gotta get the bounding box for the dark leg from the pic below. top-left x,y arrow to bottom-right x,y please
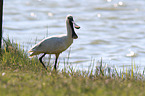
39,53 -> 47,70
54,54 -> 59,70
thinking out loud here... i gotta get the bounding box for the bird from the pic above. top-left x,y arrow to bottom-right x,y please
28,14 -> 80,70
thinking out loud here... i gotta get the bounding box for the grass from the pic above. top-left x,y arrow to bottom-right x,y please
0,38 -> 145,96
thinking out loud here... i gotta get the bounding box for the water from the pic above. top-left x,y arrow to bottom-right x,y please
3,0 -> 145,71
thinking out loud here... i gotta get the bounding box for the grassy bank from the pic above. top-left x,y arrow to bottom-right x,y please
0,39 -> 145,96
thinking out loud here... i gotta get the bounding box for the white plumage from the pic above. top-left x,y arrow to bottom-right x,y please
28,14 -> 80,70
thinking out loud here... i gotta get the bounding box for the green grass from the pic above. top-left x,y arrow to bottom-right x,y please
0,39 -> 145,96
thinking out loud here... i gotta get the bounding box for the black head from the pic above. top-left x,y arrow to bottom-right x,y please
67,15 -> 74,22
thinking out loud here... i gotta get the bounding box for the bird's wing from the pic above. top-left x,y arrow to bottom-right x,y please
29,36 -> 66,53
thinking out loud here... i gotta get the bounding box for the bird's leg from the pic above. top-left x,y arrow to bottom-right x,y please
39,53 -> 47,70
54,54 -> 60,70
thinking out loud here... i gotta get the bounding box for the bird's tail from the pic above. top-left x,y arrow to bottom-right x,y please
28,50 -> 34,58
28,51 -> 40,58
28,52 -> 34,58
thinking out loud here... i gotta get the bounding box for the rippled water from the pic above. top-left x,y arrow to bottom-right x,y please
3,0 -> 145,71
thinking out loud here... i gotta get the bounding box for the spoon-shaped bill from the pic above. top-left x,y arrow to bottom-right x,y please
72,21 -> 80,29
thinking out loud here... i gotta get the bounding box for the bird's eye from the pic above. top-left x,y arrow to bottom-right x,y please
68,17 -> 71,19
68,16 -> 73,21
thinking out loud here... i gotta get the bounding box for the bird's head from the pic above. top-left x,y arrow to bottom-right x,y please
66,14 -> 80,39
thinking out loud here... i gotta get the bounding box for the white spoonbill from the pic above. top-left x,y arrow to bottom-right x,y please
28,15 -> 80,70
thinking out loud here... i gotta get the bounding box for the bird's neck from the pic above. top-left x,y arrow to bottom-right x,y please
66,21 -> 73,39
